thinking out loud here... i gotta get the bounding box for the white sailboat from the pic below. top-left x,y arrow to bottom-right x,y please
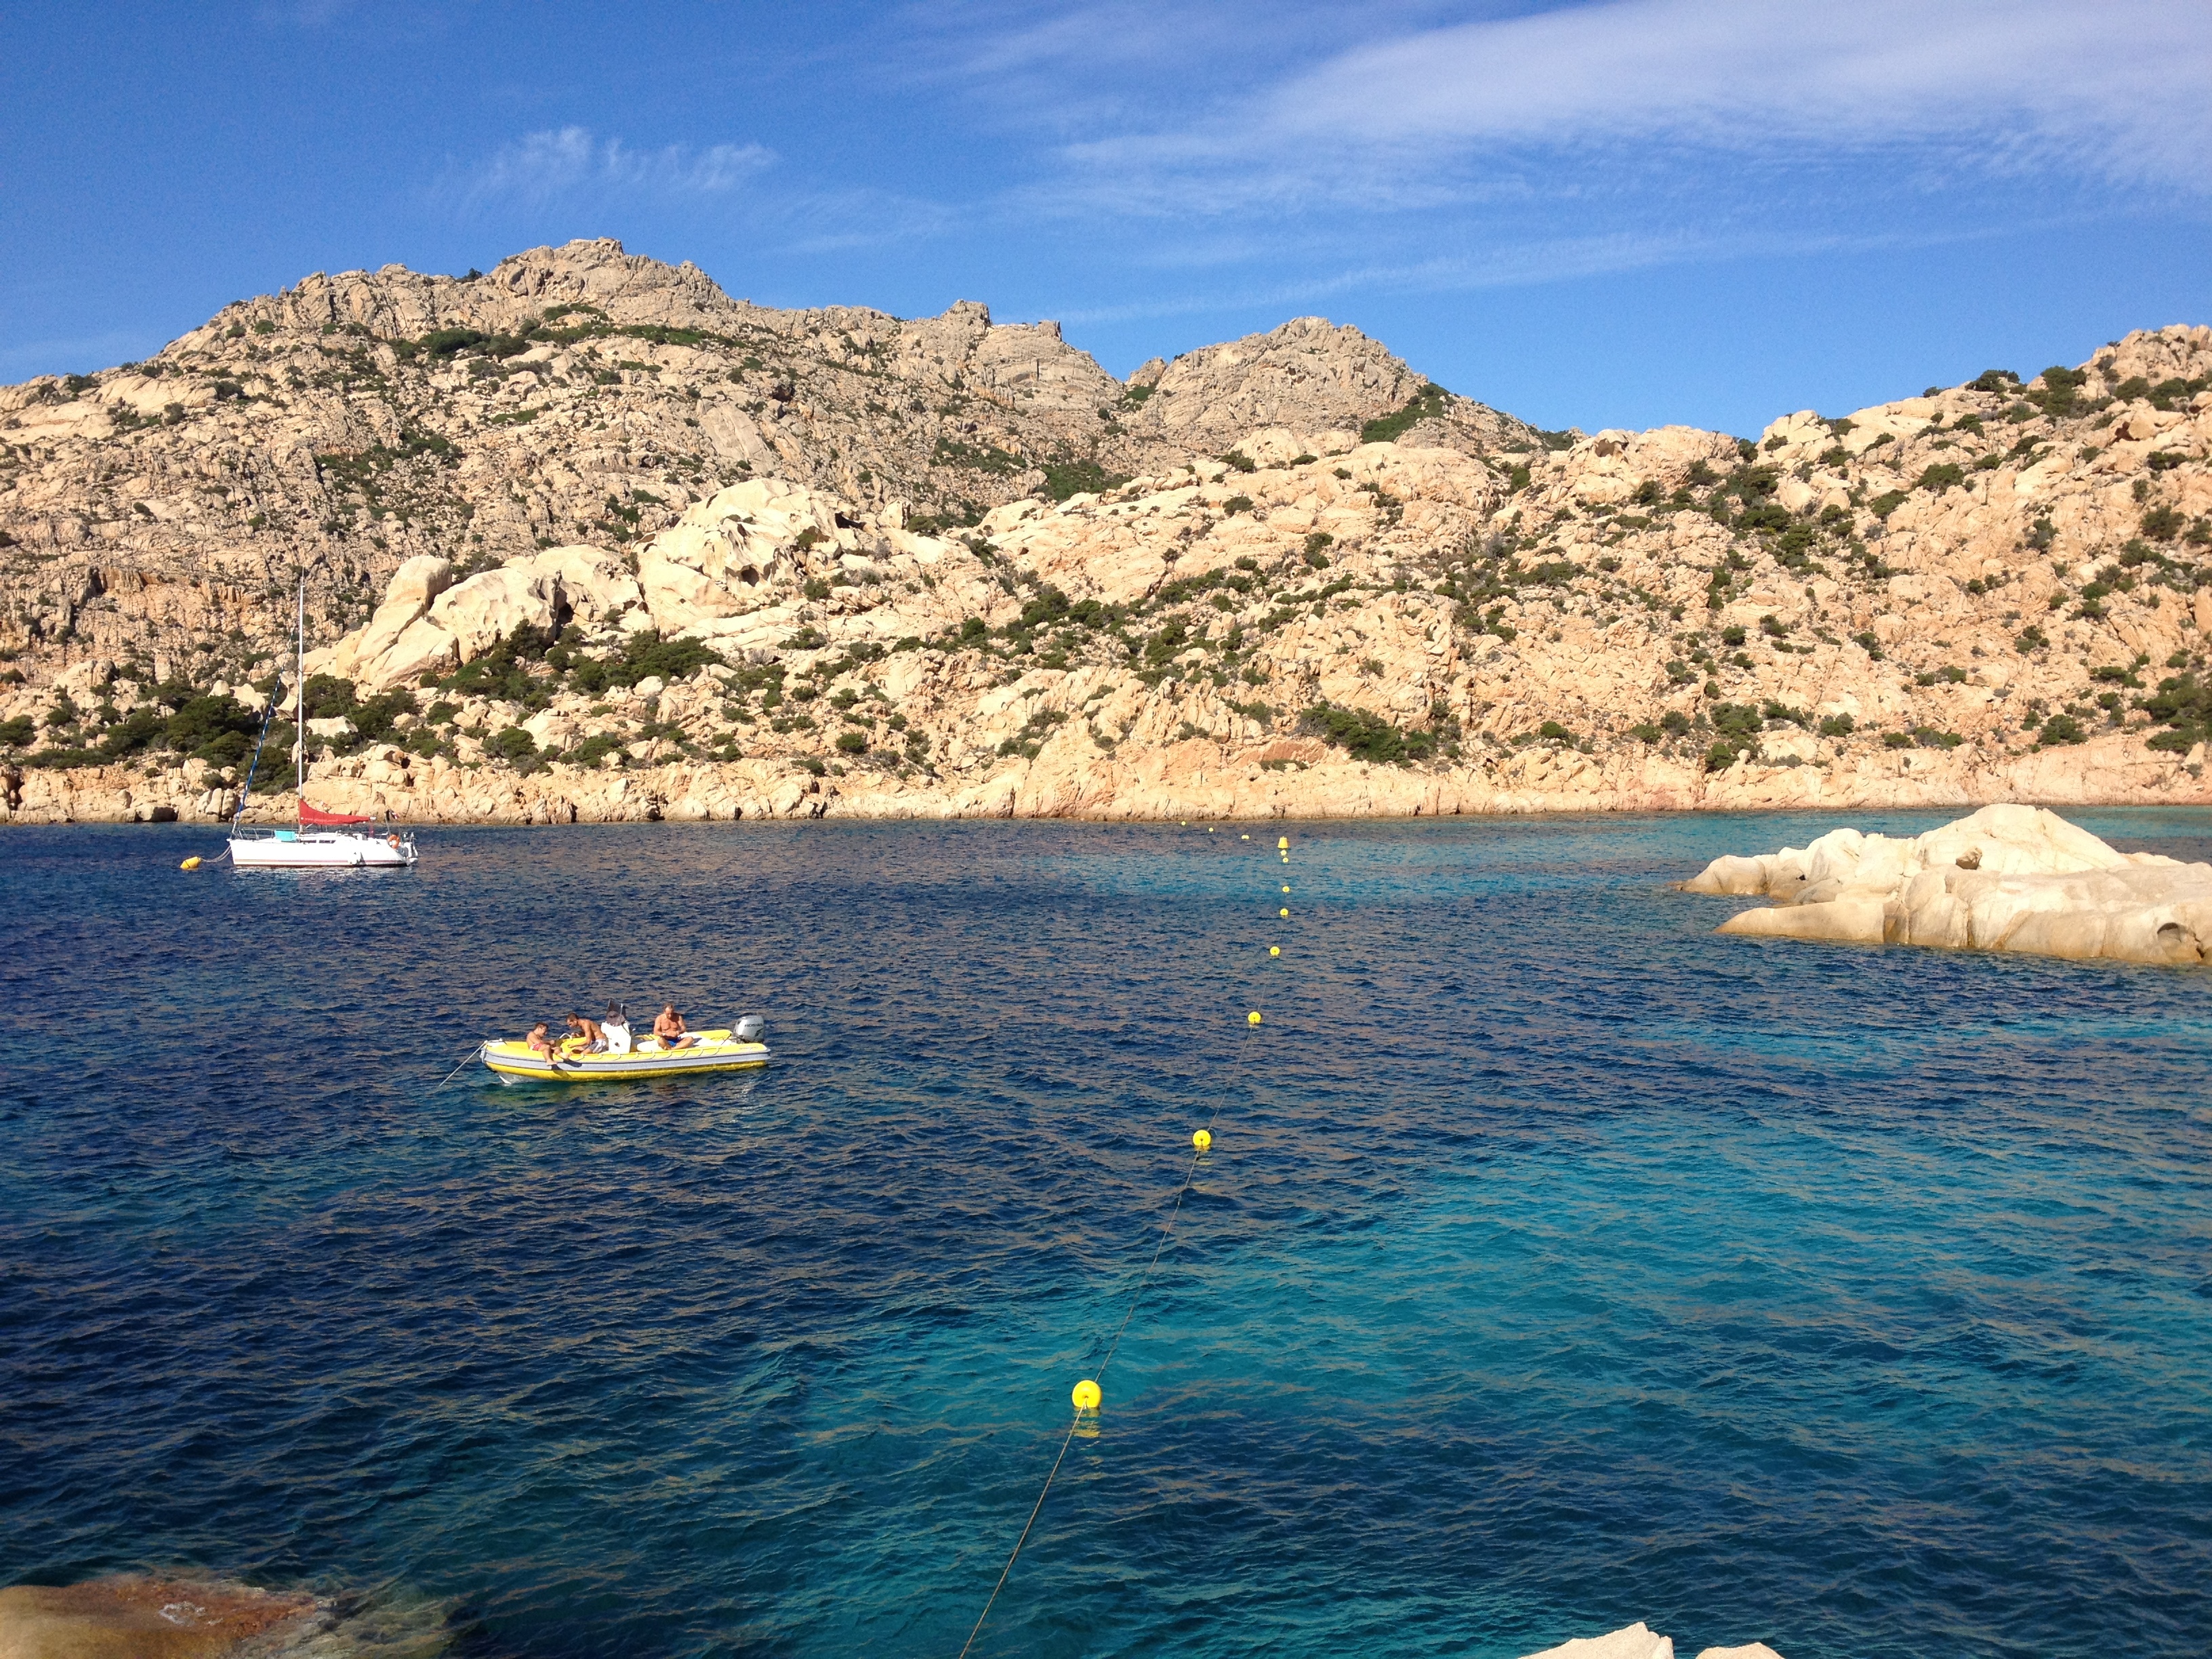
228,574 -> 418,869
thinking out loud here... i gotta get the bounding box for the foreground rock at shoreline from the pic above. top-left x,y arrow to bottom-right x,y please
1518,1621 -> 1787,1659
0,1575 -> 451,1659
0,1577 -> 316,1659
1685,802 -> 2212,964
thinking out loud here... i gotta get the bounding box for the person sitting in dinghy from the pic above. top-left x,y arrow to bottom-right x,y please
601,1003 -> 634,1056
527,1022 -> 559,1061
562,1011 -> 604,1054
652,1005 -> 695,1050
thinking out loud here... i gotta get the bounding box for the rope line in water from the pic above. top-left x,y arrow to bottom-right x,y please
957,828 -> 1298,1655
955,1420 -> 1081,1659
1098,1134 -> 1208,1386
426,1043 -> 487,1097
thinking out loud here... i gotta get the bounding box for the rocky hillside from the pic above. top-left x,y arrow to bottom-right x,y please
1,241 -> 2207,825
0,238 -> 1529,675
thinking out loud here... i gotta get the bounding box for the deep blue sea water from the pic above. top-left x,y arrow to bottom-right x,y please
4,811 -> 2211,1659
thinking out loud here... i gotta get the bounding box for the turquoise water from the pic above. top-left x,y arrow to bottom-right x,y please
4,811 -> 2210,1658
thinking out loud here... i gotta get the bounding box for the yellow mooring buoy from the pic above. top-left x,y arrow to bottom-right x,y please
1072,1378 -> 1102,1413
1279,907 -> 1290,918
1270,945 -> 1281,957
1277,836 -> 1289,849
179,856 -> 202,871
1193,1128 -> 1212,1151
1248,1010 -> 1263,1026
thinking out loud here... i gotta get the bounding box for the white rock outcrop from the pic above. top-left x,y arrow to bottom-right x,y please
1520,1622 -> 1674,1659
1517,1626 -> 1786,1659
309,545 -> 641,691
638,477 -> 847,636
1684,803 -> 2212,964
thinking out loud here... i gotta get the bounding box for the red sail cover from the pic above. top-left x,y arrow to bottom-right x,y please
299,802 -> 375,826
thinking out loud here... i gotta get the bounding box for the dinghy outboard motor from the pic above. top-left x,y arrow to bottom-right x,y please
735,1015 -> 765,1042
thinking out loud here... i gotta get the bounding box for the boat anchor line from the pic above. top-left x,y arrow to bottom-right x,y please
956,829 -> 1299,1658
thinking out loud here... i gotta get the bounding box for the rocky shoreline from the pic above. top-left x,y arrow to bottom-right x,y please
5,724 -> 2208,827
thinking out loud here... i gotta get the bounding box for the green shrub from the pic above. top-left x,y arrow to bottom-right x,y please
1721,625 -> 1746,646
165,693 -> 261,763
1661,710 -> 1691,737
1868,491 -> 1908,518
1883,731 -> 1914,748
1296,701 -> 1439,766
1916,462 -> 1966,493
566,733 -> 626,769
1043,458 -> 1130,500
1223,495 -> 1254,515
835,730 -> 867,754
0,714 -> 33,747
1913,726 -> 1963,748
1143,619 -> 1190,666
1710,702 -> 1761,740
1704,741 -> 1742,772
1818,713 -> 1856,737
1358,382 -> 1452,445
489,726 -> 537,762
1968,369 -> 2019,392
2142,504 -> 2184,541
2038,714 -> 2087,747
1537,720 -> 1572,742
2142,674 -> 2212,752
1221,450 -> 1257,474
1628,721 -> 1664,743
2015,625 -> 2048,653
803,578 -> 832,600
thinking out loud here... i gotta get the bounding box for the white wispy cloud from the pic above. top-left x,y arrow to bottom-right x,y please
1056,0 -> 2212,213
453,127 -> 775,212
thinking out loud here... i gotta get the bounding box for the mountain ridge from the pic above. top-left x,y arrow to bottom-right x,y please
2,241 -> 2208,827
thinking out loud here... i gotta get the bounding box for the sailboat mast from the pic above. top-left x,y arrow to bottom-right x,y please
294,573 -> 306,807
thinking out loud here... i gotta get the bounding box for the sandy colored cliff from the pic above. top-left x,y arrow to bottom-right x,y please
3,243 -> 2208,825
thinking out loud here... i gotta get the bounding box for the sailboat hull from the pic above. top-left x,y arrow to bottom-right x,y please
229,830 -> 417,867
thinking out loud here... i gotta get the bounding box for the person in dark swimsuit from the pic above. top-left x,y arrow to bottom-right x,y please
653,1006 -> 695,1050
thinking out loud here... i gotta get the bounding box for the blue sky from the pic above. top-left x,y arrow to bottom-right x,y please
3,0 -> 2207,436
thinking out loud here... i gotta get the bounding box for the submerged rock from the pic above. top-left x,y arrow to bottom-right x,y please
1683,802 -> 2212,964
0,1576 -> 316,1658
0,1575 -> 451,1659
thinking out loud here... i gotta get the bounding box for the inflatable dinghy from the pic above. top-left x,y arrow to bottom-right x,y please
480,1019 -> 769,1082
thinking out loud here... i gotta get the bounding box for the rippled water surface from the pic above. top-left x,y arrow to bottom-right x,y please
5,811 -> 2211,1658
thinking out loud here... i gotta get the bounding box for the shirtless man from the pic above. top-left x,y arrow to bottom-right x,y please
653,1005 -> 695,1050
563,1011 -> 605,1052
526,1022 -> 560,1061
